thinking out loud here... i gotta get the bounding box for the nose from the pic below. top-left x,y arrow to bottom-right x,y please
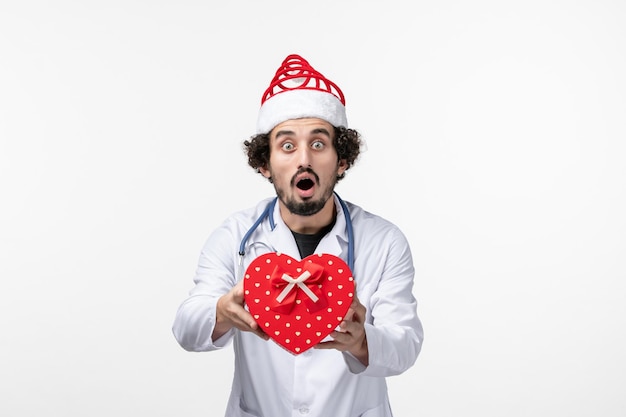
296,146 -> 312,169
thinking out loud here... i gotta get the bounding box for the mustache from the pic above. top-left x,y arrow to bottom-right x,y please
290,167 -> 320,186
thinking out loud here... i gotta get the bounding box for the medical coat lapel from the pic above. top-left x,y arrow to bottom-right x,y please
265,202 -> 301,259
266,195 -> 350,263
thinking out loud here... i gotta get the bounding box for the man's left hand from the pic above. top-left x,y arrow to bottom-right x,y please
315,295 -> 369,365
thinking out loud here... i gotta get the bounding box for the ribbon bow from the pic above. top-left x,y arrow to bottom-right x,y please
269,263 -> 328,313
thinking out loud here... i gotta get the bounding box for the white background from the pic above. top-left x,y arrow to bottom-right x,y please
1,1 -> 625,416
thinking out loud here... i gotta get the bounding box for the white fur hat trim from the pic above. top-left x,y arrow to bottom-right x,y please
256,89 -> 347,134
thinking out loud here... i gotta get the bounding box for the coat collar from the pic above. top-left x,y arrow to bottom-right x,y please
265,194 -> 349,262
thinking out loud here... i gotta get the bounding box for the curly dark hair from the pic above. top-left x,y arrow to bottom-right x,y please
243,126 -> 362,182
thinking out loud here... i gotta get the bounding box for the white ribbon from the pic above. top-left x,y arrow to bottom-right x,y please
275,270 -> 319,303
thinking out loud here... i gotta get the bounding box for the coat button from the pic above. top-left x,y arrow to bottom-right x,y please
299,406 -> 310,414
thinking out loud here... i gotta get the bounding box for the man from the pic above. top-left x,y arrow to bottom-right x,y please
173,54 -> 423,417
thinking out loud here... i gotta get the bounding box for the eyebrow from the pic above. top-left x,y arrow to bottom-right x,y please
311,127 -> 332,137
274,127 -> 332,140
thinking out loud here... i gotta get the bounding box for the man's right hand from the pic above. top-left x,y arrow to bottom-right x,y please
213,280 -> 269,341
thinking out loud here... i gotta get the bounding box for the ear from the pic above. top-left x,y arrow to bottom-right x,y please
337,159 -> 348,176
259,165 -> 271,179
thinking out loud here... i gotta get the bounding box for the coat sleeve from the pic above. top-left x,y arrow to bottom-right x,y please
344,226 -> 424,377
172,221 -> 239,352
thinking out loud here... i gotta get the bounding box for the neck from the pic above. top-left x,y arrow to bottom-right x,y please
279,197 -> 336,234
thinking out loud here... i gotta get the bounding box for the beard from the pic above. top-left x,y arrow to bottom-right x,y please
283,198 -> 327,216
273,168 -> 337,216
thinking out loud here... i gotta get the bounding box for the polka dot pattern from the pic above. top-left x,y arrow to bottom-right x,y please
243,253 -> 355,355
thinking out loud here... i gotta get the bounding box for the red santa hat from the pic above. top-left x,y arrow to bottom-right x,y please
256,54 -> 348,134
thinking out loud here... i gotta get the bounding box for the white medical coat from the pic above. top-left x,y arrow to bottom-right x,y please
173,195 -> 423,417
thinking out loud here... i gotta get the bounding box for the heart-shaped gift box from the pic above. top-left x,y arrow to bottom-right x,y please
243,252 -> 355,355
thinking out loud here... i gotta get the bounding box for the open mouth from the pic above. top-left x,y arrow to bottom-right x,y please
296,178 -> 315,191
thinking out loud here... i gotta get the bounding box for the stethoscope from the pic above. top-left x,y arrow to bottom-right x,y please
238,192 -> 354,271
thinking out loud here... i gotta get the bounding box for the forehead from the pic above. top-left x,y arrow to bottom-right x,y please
270,118 -> 334,139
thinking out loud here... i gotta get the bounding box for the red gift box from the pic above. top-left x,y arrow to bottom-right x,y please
243,252 -> 355,355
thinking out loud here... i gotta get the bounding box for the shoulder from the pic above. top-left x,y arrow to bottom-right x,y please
207,197 -> 276,241
223,197 -> 275,225
343,200 -> 411,247
344,200 -> 402,233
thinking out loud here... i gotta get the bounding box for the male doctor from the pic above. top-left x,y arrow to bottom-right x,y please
172,54 -> 423,417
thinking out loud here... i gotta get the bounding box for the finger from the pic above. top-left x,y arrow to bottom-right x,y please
229,312 -> 253,331
231,280 -> 245,302
315,332 -> 352,351
250,326 -> 269,340
236,305 -> 269,340
314,340 -> 338,350
242,314 -> 259,331
340,321 -> 365,340
232,310 -> 269,340
329,330 -> 350,343
225,302 -> 254,327
349,297 -> 366,322
343,308 -> 355,322
338,320 -> 356,333
352,295 -> 366,311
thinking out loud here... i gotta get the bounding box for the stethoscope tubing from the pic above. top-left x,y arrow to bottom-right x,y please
238,192 -> 354,270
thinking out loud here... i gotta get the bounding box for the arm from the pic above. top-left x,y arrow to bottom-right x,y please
172,222 -> 267,351
314,225 -> 423,374
358,228 -> 423,376
343,227 -> 423,376
213,280 -> 268,341
314,294 -> 370,365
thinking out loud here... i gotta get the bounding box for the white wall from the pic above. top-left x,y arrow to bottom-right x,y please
1,1 -> 625,416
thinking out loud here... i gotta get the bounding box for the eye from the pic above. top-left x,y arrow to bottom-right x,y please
311,141 -> 325,150
281,142 -> 295,151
